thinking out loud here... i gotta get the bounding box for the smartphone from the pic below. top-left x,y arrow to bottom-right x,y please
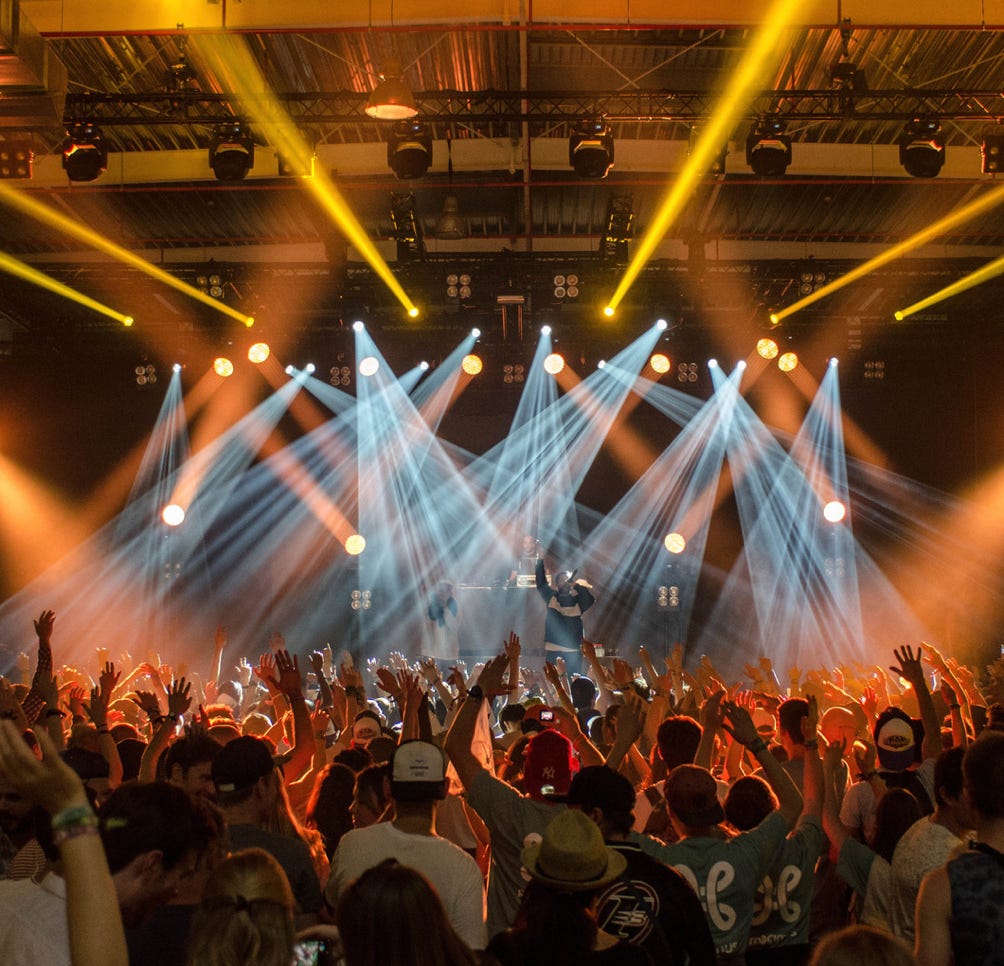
292,939 -> 335,966
539,708 -> 555,722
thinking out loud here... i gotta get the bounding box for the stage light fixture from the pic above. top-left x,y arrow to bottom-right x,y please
134,363 -> 157,386
746,118 -> 791,176
677,362 -> 699,383
345,534 -> 367,555
569,119 -> 614,179
863,360 -> 885,381
330,365 -> 352,387
981,133 -> 1004,174
502,363 -> 526,384
778,351 -> 799,372
172,363 -> 182,373
365,69 -> 417,120
899,118 -> 944,178
358,357 -> 379,377
209,120 -> 254,182
305,363 -> 316,374
353,320 -> 365,332
664,532 -> 686,554
247,342 -> 270,364
388,120 -> 432,180
650,353 -> 671,374
656,318 -> 668,331
214,357 -> 234,377
461,354 -> 483,375
471,328 -> 481,339
757,338 -> 780,359
823,500 -> 846,523
436,195 -> 466,239
62,123 -> 107,182
0,140 -> 33,180
544,353 -> 565,375
419,361 -> 429,371
162,504 -> 186,527
601,195 -> 633,261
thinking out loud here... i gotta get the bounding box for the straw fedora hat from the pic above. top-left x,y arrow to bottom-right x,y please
521,810 -> 627,892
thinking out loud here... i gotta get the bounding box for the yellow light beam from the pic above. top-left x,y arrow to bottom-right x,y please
0,250 -> 133,325
196,34 -> 419,318
894,252 -> 1004,321
0,182 -> 255,327
772,183 -> 1004,324
605,0 -> 803,314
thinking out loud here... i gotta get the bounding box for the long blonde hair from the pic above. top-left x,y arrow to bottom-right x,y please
186,848 -> 295,966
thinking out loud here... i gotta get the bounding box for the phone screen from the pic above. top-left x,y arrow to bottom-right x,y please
291,940 -> 333,966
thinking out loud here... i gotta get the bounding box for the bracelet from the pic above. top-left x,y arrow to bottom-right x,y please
747,737 -> 768,754
53,823 -> 101,847
803,739 -> 819,749
51,804 -> 99,833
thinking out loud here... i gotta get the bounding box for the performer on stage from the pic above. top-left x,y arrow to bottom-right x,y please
508,534 -> 545,587
535,559 -> 595,675
426,579 -> 460,664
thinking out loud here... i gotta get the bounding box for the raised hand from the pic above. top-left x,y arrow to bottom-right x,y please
0,678 -> 28,731
234,657 -> 254,689
823,737 -> 846,772
581,639 -> 597,664
308,651 -> 326,679
254,652 -> 278,690
166,678 -> 193,718
33,610 -> 55,645
720,699 -> 759,747
611,658 -> 634,689
614,691 -> 646,746
375,666 -> 404,705
0,722 -> 87,815
890,644 -> 927,689
554,656 -> 567,677
214,625 -> 228,651
418,658 -> 442,686
475,654 -> 513,698
699,688 -> 726,731
131,690 -> 162,719
273,650 -> 303,698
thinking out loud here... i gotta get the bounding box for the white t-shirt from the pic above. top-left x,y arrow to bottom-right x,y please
0,873 -> 70,966
888,816 -> 964,943
839,758 -> 935,844
326,820 -> 485,950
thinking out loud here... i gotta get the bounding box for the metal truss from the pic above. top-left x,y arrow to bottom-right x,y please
64,89 -> 1004,127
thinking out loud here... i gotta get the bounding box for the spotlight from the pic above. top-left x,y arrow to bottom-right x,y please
708,359 -> 718,369
778,352 -> 799,372
353,320 -> 365,332
214,357 -> 234,377
899,118 -> 944,178
248,342 -> 270,364
471,328 -> 481,339
209,120 -> 254,182
656,318 -> 668,330
388,120 -> 432,180
544,353 -> 565,375
541,325 -> 552,336
981,132 -> 1004,174
244,316 -> 255,328
737,360 -> 747,371
0,140 -> 33,180
122,317 -> 134,328
408,307 -> 419,318
746,118 -> 791,176
650,353 -> 671,374
419,361 -> 429,371
162,504 -> 186,527
359,357 -> 379,377
823,500 -> 846,523
597,360 -> 606,369
285,365 -> 295,375
603,306 -> 615,317
305,363 -> 316,374
172,363 -> 182,373
829,357 -> 839,367
756,338 -> 779,359
461,354 -> 483,375
664,532 -> 686,554
61,123 -> 107,182
569,118 -> 614,179
345,533 -> 367,555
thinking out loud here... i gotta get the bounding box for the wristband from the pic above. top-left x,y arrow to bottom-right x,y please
51,804 -> 99,834
747,737 -> 768,754
803,739 -> 819,749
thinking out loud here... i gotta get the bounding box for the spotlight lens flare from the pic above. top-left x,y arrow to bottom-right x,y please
345,533 -> 367,556
214,357 -> 234,378
656,318 -> 668,330
603,306 -> 615,317
664,532 -> 687,554
708,358 -> 718,369
419,360 -> 429,371
353,320 -> 365,332
244,316 -> 255,328
823,500 -> 847,523
756,338 -> 779,360
829,357 -> 839,367
650,353 -> 671,374
541,325 -> 552,336
162,504 -> 186,527
461,354 -> 483,375
359,356 -> 380,377
172,363 -> 182,373
894,310 -> 905,321
123,316 -> 134,327
305,363 -> 316,374
769,312 -> 780,325
247,342 -> 270,364
544,352 -> 565,375
778,351 -> 799,372
408,307 -> 419,318
471,328 -> 481,339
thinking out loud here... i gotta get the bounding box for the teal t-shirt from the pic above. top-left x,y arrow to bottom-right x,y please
633,810 -> 789,958
747,814 -> 826,950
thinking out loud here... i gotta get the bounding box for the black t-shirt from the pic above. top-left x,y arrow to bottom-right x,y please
486,930 -> 652,966
597,841 -> 717,966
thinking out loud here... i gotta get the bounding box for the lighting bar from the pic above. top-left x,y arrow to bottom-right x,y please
604,0 -> 804,314
894,252 -> 1004,321
0,182 -> 254,326
0,250 -> 133,326
770,183 -> 1004,324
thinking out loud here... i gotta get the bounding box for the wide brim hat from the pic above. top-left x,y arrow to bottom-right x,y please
520,809 -> 627,892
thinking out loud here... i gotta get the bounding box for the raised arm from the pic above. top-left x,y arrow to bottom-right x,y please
444,653 -> 509,792
892,644 -> 942,761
